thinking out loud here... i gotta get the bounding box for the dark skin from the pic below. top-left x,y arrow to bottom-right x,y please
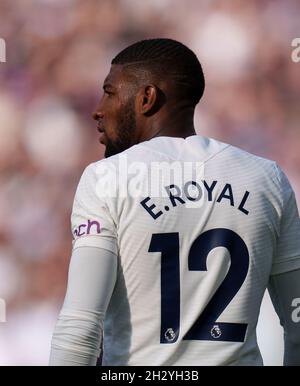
93,64 -> 196,158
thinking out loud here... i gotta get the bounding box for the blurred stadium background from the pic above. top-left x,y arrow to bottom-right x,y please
0,0 -> 299,365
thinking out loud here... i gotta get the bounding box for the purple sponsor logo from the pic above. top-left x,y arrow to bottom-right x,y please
74,219 -> 101,237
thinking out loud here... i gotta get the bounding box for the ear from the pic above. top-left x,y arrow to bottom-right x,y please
137,84 -> 161,116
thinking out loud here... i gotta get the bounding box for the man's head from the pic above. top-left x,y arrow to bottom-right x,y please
93,38 -> 205,157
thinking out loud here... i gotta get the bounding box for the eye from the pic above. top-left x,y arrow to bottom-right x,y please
104,90 -> 113,98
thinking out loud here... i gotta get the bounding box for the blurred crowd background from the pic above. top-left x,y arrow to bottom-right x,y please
0,0 -> 299,365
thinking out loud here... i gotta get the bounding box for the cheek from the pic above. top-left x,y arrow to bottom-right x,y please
106,109 -> 121,139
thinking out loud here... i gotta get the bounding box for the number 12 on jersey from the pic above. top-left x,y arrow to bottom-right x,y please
148,229 -> 249,344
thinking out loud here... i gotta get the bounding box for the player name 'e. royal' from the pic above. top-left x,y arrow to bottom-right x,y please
141,179 -> 250,220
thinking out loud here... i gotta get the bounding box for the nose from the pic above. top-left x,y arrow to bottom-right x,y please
92,110 -> 104,121
92,97 -> 105,121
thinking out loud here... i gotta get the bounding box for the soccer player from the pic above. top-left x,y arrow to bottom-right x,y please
49,39 -> 300,366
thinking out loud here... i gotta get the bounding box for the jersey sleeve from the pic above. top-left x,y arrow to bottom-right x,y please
71,163 -> 118,256
271,165 -> 300,275
49,246 -> 118,366
268,268 -> 300,365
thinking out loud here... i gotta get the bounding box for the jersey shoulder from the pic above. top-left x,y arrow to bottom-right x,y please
218,139 -> 279,178
87,135 -> 282,193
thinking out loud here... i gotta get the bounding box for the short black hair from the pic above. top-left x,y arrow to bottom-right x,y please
112,38 -> 205,107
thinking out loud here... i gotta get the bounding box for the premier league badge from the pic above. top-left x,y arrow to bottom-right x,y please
210,325 -> 222,339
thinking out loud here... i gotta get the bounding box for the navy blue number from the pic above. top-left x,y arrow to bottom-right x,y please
149,228 -> 249,344
184,228 -> 249,342
148,233 -> 180,344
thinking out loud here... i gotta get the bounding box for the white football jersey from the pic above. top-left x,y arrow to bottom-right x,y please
71,135 -> 300,365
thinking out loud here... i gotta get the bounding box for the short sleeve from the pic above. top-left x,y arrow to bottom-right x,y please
271,165 -> 300,275
71,163 -> 118,256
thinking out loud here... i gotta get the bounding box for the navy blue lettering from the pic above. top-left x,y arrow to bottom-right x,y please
238,191 -> 250,215
140,197 -> 163,220
183,181 -> 202,202
202,180 -> 217,201
217,184 -> 234,206
165,184 -> 185,207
